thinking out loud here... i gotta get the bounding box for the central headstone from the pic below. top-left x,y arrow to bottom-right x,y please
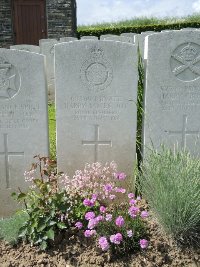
0,49 -> 49,216
55,40 -> 138,182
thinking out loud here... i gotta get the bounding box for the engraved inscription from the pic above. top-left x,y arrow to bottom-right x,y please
0,57 -> 21,100
165,115 -> 199,149
0,103 -> 40,129
160,86 -> 200,111
170,42 -> 200,82
82,124 -> 112,162
65,95 -> 127,121
0,133 -> 24,188
80,45 -> 113,92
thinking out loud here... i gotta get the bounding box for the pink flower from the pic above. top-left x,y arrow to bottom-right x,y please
99,237 -> 109,251
115,216 -> 125,227
85,211 -> 96,220
100,206 -> 106,213
96,215 -> 104,222
140,239 -> 149,249
114,172 -> 126,180
75,221 -> 83,229
137,196 -> 141,201
128,193 -> 135,199
115,187 -> 126,193
83,198 -> 94,207
110,233 -> 123,244
105,213 -> 112,221
129,199 -> 136,205
91,194 -> 98,201
127,230 -> 133,237
104,184 -> 113,192
88,218 -> 98,229
141,211 -> 149,218
129,206 -> 140,218
84,230 -> 96,237
109,194 -> 116,200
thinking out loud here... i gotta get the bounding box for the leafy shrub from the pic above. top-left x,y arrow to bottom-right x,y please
12,156 -> 88,250
139,147 -> 200,247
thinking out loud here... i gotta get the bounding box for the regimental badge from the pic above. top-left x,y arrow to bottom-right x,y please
80,45 -> 113,93
170,42 -> 200,82
0,57 -> 20,100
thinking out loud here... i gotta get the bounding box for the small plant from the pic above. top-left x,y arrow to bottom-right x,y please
139,147 -> 200,247
12,156 -> 84,250
70,163 -> 148,255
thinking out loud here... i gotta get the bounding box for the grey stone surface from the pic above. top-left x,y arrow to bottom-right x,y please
121,32 -> 136,43
0,49 -> 49,216
60,37 -> 78,42
135,32 -> 156,58
143,31 -> 200,156
10,45 -> 40,54
81,36 -> 98,40
55,40 -> 138,184
100,34 -> 119,40
40,39 -> 60,100
100,35 -> 134,44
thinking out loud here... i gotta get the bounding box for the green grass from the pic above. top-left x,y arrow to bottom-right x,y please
48,103 -> 56,160
138,147 -> 200,247
78,13 -> 200,30
0,211 -> 28,244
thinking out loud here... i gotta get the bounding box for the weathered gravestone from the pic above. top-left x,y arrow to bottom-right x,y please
60,37 -> 78,42
100,35 -> 134,44
10,45 -> 40,54
135,31 -> 155,58
81,36 -> 98,40
143,31 -> 200,156
40,39 -> 60,100
0,49 -> 49,217
121,32 -> 136,43
55,40 -> 138,183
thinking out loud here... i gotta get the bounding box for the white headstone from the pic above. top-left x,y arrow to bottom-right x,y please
40,40 -> 60,100
55,41 -> 138,184
143,31 -> 200,156
121,32 -> 136,43
60,37 -> 78,42
135,32 -> 155,58
81,36 -> 98,40
39,38 -> 57,46
101,35 -> 134,44
10,45 -> 40,54
0,49 -> 49,216
100,34 -> 118,40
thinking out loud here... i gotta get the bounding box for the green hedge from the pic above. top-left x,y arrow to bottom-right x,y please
77,21 -> 200,38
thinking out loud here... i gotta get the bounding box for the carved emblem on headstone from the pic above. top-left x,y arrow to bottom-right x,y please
0,57 -> 20,100
80,45 -> 113,92
170,42 -> 200,82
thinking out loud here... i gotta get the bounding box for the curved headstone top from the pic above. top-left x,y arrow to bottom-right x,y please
10,45 -> 40,54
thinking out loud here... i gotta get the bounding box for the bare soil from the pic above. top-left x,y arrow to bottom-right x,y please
0,211 -> 199,267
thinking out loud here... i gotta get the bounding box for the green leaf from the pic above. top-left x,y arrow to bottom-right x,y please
17,193 -> 26,200
46,228 -> 55,240
57,222 -> 67,229
18,227 -> 27,238
40,240 -> 47,250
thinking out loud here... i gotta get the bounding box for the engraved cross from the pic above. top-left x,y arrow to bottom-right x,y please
165,115 -> 199,149
0,133 -> 24,188
82,125 -> 112,162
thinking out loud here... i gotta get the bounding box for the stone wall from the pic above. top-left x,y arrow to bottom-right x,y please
0,0 -> 13,48
47,0 -> 77,39
0,0 -> 77,48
